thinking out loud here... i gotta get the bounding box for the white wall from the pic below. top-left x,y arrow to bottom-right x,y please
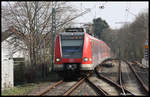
1,36 -> 28,90
1,40 -> 14,90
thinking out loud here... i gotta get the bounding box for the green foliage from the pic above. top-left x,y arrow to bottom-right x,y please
93,17 -> 109,39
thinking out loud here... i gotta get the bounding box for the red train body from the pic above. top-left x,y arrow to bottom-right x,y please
54,28 -> 111,72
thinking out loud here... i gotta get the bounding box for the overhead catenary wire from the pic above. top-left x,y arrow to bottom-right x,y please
76,2 -> 107,26
115,2 -> 131,26
125,2 -> 130,24
74,2 -> 98,26
124,2 -> 131,29
126,9 -> 137,17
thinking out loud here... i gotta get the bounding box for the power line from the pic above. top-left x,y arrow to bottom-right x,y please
94,4 -> 97,19
99,1 -> 108,9
125,2 -> 129,23
115,3 -> 131,26
80,2 -> 82,11
126,9 -> 137,17
74,2 -> 106,26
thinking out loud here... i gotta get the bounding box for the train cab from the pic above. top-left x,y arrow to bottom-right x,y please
54,28 -> 90,71
53,27 -> 111,78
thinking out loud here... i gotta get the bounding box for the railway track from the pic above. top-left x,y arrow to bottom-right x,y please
100,59 -> 119,83
95,59 -> 148,96
112,59 -> 148,95
28,59 -> 148,96
85,77 -> 109,96
123,60 -> 149,95
86,59 -> 148,96
34,80 -> 64,96
95,68 -> 134,96
118,60 -> 127,95
63,76 -> 86,96
131,61 -> 149,86
32,71 -> 94,96
102,59 -> 147,95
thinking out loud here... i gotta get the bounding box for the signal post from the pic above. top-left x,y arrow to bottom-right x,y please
142,40 -> 149,68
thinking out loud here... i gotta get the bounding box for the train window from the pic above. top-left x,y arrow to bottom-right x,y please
103,45 -> 106,53
91,40 -> 94,56
61,38 -> 84,58
91,40 -> 96,58
61,40 -> 83,46
65,28 -> 84,33
99,43 -> 101,53
61,35 -> 84,40
101,43 -> 103,53
97,41 -> 99,54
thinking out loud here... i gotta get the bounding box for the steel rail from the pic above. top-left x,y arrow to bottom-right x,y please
133,61 -> 147,68
124,60 -> 149,94
35,80 -> 64,96
63,77 -> 85,96
95,68 -> 134,95
85,78 -> 109,96
63,71 -> 93,96
118,60 -> 126,95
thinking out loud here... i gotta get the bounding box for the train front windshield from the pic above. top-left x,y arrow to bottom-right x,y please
61,35 -> 84,58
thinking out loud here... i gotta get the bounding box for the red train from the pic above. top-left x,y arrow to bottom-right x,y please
54,28 -> 112,78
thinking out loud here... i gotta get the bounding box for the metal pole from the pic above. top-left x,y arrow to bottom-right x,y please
51,3 -> 56,71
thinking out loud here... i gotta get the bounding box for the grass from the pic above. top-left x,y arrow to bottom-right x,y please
1,83 -> 39,96
1,72 -> 57,96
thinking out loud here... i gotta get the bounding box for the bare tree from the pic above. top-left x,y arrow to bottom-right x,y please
2,2 -> 74,62
101,9 -> 148,60
2,1 -> 91,80
2,1 -> 80,80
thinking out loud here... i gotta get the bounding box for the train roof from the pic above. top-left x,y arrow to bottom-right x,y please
57,32 -> 110,49
64,28 -> 86,33
59,32 -> 105,43
86,33 -> 104,43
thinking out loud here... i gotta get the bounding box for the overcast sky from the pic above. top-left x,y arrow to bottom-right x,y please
2,1 -> 148,29
70,1 -> 148,29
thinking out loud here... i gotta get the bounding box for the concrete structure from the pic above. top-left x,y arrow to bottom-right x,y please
1,37 -> 14,90
142,58 -> 149,68
1,28 -> 51,90
1,33 -> 26,90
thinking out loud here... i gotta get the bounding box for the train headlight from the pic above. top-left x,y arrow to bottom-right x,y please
56,58 -> 61,62
89,58 -> 92,61
83,57 -> 88,62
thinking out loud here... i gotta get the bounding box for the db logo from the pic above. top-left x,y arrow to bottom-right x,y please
69,59 -> 74,62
